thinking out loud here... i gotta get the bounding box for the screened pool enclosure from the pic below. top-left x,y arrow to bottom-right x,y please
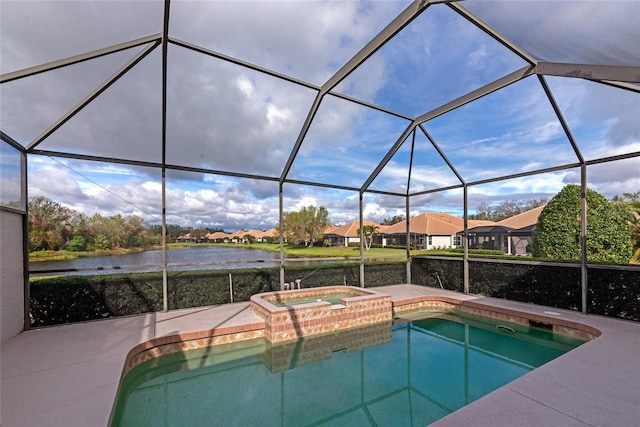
1,1 -> 639,334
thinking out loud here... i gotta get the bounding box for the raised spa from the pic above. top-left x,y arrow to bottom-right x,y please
250,286 -> 392,343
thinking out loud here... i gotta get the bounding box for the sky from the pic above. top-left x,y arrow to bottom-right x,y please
1,0 -> 639,231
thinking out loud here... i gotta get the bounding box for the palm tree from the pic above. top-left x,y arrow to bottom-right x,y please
359,224 -> 379,251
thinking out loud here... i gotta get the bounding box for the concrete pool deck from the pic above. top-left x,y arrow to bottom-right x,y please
1,284 -> 639,426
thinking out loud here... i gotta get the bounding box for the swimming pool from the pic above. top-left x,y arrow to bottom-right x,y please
109,310 -> 586,426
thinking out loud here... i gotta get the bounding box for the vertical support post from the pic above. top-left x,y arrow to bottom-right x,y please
580,165 -> 588,314
463,185 -> 469,294
229,273 -> 234,303
359,192 -> 365,287
160,0 -> 171,312
405,194 -> 411,285
161,173 -> 168,312
405,130 -> 416,285
279,182 -> 285,291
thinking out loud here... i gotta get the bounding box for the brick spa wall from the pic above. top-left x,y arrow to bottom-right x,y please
251,286 -> 392,343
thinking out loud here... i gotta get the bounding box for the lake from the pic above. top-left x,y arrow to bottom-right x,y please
29,246 -> 282,276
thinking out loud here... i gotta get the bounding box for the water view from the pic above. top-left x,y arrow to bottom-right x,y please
29,246 -> 282,276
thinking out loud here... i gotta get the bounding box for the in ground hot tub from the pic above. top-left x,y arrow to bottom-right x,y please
250,286 -> 392,343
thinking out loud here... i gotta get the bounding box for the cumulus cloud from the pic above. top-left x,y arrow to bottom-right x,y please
465,1 -> 640,66
0,1 -> 163,73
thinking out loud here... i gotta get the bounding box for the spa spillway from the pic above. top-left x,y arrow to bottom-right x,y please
250,286 -> 392,343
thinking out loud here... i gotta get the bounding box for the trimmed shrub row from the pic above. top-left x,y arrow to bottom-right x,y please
29,262 -> 406,327
412,256 -> 639,321
30,258 -> 638,326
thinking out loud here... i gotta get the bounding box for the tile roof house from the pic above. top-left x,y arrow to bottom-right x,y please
177,232 -> 215,243
462,206 -> 545,255
242,228 -> 279,242
239,229 -> 264,241
323,220 -> 385,247
196,229 -> 280,244
193,207 -> 543,252
497,205 -> 545,230
228,230 -> 259,243
206,231 -> 233,243
462,225 -> 516,252
498,205 -> 545,255
381,212 -> 494,249
258,228 -> 279,242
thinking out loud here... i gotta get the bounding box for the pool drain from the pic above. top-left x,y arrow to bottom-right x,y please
496,325 -> 515,333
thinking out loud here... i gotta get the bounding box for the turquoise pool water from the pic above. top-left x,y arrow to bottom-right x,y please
110,311 -> 585,426
269,293 -> 357,307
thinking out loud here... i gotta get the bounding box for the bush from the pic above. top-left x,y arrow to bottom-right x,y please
65,235 -> 86,252
412,256 -> 639,321
533,185 -> 633,264
411,257 -> 464,292
446,248 -> 505,256
30,259 -> 639,325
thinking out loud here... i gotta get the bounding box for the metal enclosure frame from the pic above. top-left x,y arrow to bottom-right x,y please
1,0 -> 639,322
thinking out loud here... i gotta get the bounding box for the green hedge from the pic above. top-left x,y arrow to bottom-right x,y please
467,260 -> 581,311
446,248 -> 506,256
587,267 -> 640,320
30,262 -> 405,327
411,257 -> 464,292
31,258 -> 637,326
412,257 -> 639,321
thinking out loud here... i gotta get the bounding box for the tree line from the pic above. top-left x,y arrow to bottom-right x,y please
27,196 -> 220,252
469,198 -> 549,221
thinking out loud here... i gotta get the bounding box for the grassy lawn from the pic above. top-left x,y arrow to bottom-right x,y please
29,247 -> 152,262
249,243 -> 408,258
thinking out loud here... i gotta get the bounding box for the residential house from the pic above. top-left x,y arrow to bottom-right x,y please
382,212 -> 494,249
323,220 -> 384,247
255,228 -> 279,242
176,232 -> 210,243
242,228 -> 278,242
463,225 -> 516,252
206,231 -> 233,243
497,206 -> 544,255
461,206 -> 545,255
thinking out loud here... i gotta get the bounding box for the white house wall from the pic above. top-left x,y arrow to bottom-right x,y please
429,235 -> 456,250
